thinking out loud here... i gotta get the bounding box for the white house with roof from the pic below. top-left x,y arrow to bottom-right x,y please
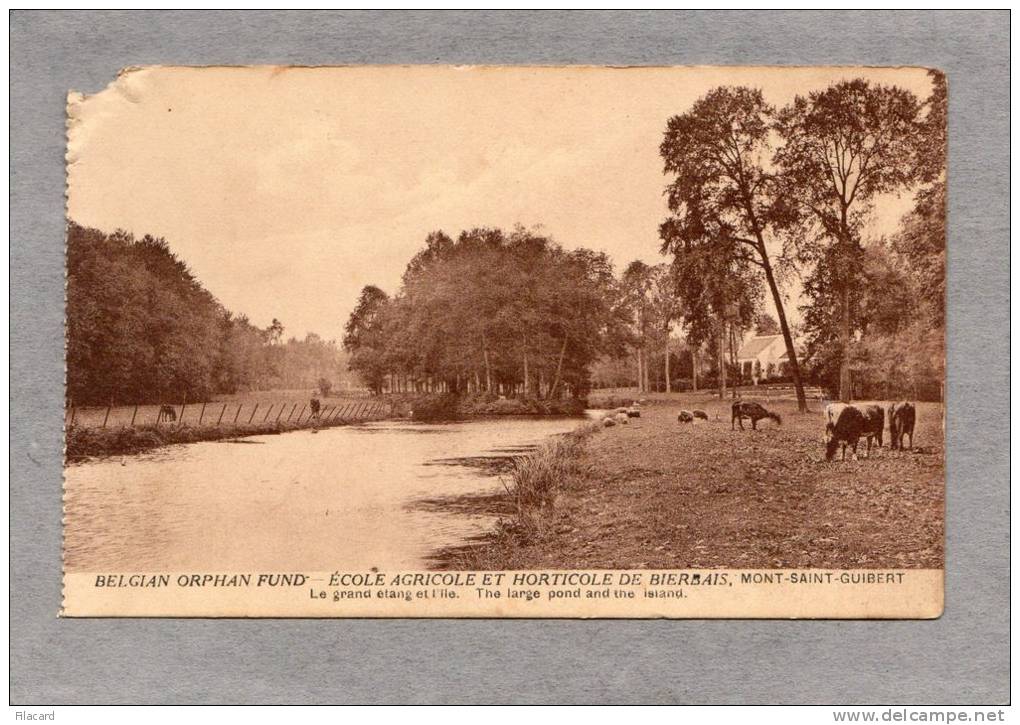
736,334 -> 798,383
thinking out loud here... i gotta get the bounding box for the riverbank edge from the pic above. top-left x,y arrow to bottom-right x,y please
430,418 -> 603,569
64,403 -> 598,464
64,417 -> 378,463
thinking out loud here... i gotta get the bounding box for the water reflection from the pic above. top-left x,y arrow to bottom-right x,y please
64,417 -> 585,571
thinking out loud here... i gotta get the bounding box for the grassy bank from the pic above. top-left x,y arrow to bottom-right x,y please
434,420 -> 602,569
440,394 -> 944,570
66,416 -> 377,463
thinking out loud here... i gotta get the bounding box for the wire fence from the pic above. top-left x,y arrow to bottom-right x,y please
65,398 -> 392,430
733,384 -> 827,402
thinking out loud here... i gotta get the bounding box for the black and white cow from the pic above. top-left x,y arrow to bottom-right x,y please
824,403 -> 884,461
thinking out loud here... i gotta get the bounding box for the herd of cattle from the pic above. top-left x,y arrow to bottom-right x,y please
601,398 -> 918,463
822,401 -> 916,461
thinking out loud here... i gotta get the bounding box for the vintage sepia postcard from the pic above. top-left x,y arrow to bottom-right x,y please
63,66 -> 945,618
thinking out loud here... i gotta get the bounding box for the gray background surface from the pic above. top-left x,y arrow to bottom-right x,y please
10,10 -> 1009,704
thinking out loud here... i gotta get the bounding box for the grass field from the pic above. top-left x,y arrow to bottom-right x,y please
446,392 -> 944,570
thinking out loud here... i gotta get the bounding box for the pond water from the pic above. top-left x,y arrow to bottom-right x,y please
63,416 -> 591,572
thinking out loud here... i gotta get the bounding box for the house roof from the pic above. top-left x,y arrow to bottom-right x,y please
737,335 -> 783,360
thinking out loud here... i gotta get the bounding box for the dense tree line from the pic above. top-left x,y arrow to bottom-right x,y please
343,227 -> 629,399
66,223 -> 351,405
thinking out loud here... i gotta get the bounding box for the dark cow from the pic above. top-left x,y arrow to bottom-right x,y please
677,410 -> 694,423
692,410 -> 709,421
859,404 -> 885,450
157,404 -> 177,423
309,397 -> 322,419
824,403 -> 884,461
731,401 -> 781,430
888,401 -> 916,450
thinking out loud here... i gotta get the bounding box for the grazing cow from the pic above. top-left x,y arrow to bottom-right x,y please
626,407 -> 641,418
731,401 -> 782,430
692,410 -> 708,420
824,403 -> 884,461
309,397 -> 322,419
614,412 -> 630,425
157,404 -> 177,423
602,416 -> 617,427
888,401 -> 916,450
677,410 -> 694,423
859,404 -> 885,450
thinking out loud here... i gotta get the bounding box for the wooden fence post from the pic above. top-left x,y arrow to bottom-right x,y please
275,405 -> 285,423
179,394 -> 187,426
248,403 -> 259,424
286,403 -> 297,422
263,404 -> 274,423
233,404 -> 242,424
217,404 -> 227,425
198,401 -> 207,425
130,405 -> 139,427
296,404 -> 306,424
101,404 -> 112,429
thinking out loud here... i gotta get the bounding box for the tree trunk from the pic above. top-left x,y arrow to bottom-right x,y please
548,336 -> 568,399
717,323 -> 727,400
523,350 -> 529,397
761,254 -> 808,412
729,325 -> 738,399
840,282 -> 852,402
482,337 -> 492,393
663,336 -> 671,394
692,348 -> 698,392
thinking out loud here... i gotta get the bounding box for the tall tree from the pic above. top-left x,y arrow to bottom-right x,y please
649,264 -> 680,393
621,261 -> 655,393
660,86 -> 809,411
775,79 -> 922,401
660,218 -> 758,400
342,285 -> 392,394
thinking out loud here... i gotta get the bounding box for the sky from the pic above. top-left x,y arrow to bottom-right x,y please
67,65 -> 933,342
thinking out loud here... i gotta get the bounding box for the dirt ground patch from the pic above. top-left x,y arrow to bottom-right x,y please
449,394 -> 944,570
